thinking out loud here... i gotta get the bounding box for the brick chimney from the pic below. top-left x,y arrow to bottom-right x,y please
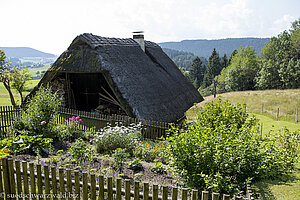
133,31 -> 145,52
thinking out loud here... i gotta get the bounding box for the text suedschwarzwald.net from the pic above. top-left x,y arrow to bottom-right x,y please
1,192 -> 79,199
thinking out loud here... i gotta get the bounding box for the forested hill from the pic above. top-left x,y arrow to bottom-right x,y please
0,47 -> 55,58
159,37 -> 270,58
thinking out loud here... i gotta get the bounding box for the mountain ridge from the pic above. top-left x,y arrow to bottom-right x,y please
0,47 -> 56,58
158,37 -> 270,58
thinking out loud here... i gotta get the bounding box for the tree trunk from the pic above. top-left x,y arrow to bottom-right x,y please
3,82 -> 16,107
18,90 -> 23,107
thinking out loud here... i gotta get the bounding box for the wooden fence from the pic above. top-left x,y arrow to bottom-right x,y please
245,104 -> 299,123
0,106 -> 22,136
0,106 -> 174,140
0,158 -> 253,200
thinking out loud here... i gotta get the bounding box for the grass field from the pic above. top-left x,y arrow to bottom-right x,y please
186,90 -> 300,200
0,79 -> 40,106
187,89 -> 300,122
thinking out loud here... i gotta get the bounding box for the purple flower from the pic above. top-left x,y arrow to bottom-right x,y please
49,121 -> 52,124
41,121 -> 47,125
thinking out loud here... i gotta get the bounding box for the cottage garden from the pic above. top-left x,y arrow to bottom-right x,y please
0,86 -> 299,198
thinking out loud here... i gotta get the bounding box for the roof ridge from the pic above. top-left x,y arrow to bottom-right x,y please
76,33 -> 159,49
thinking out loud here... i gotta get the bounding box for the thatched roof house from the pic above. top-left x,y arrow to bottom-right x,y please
30,33 -> 203,122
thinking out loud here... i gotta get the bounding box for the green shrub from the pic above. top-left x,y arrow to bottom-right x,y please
68,138 -> 95,164
0,135 -> 53,156
259,128 -> 299,178
95,123 -> 141,154
53,116 -> 86,141
151,160 -> 166,174
165,99 -> 299,195
133,140 -> 166,162
13,85 -> 61,139
112,148 -> 130,172
128,158 -> 143,171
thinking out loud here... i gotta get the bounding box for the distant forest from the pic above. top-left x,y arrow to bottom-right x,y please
164,19 -> 300,96
162,48 -> 207,69
159,37 -> 270,58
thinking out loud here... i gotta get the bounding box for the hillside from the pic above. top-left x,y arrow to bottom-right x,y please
187,89 -> 300,122
159,37 -> 270,57
0,47 -> 56,58
162,48 -> 207,69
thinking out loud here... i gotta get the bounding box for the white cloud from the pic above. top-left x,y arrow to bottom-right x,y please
0,0 -> 298,54
271,14 -> 295,33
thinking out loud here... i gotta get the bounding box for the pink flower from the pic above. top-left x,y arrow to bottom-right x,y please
79,119 -> 82,122
72,116 -> 76,120
76,116 -> 80,120
64,120 -> 67,122
76,121 -> 79,124
69,118 -> 72,121
41,121 -> 47,125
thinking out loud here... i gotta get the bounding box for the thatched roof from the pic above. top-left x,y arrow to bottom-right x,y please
33,33 -> 203,122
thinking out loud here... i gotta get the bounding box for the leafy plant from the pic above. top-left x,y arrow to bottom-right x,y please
0,135 -> 53,156
13,85 -> 61,139
151,160 -> 166,174
0,148 -> 9,158
54,116 -> 85,141
133,140 -> 166,162
68,138 -> 95,164
165,99 -> 296,195
128,157 -> 143,171
112,148 -> 130,172
95,123 -> 141,154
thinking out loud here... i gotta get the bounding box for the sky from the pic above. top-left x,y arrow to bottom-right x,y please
0,0 -> 299,55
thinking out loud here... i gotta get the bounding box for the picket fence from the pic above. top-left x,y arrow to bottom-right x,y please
0,158 -> 253,200
0,106 -> 175,140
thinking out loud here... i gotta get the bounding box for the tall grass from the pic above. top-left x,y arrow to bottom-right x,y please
187,89 -> 300,122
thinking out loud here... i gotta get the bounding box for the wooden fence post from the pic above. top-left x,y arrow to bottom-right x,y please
277,108 -> 279,121
29,163 -> 36,200
202,191 -> 209,200
2,158 -> 11,200
296,105 -> 298,123
212,192 -> 220,200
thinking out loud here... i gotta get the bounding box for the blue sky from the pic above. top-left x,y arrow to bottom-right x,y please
0,0 -> 299,55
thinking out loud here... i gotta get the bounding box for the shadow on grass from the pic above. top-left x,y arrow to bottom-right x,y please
253,167 -> 300,200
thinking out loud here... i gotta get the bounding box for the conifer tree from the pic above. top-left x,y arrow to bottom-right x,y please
202,48 -> 221,87
189,56 -> 206,88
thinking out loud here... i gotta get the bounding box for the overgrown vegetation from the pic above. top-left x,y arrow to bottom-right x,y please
166,99 -> 299,195
13,86 -> 61,139
95,123 -> 142,154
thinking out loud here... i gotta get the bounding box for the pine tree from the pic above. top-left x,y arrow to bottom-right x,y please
189,57 -> 206,88
220,54 -> 228,69
202,48 -> 221,87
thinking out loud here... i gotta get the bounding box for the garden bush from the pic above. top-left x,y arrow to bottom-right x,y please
165,99 -> 299,195
68,138 -> 95,164
0,135 -> 53,156
133,140 -> 166,162
13,85 -> 61,139
112,148 -> 130,172
95,123 -> 141,154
